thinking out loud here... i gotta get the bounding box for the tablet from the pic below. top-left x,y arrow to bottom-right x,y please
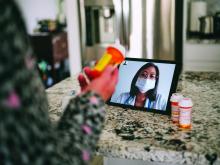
108,58 -> 181,115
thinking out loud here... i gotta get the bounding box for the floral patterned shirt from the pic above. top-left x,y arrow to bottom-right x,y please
0,1 -> 105,165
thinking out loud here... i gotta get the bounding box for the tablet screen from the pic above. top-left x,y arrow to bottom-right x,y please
108,58 -> 180,115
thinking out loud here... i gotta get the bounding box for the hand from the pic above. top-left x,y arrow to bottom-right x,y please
78,66 -> 97,91
78,66 -> 118,101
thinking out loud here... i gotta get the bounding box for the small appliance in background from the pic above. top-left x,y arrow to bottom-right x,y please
214,12 -> 220,38
198,11 -> 220,39
199,15 -> 214,39
189,0 -> 207,37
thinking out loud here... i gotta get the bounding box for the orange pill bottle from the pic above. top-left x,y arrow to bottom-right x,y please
170,93 -> 183,124
92,44 -> 125,77
179,98 -> 193,129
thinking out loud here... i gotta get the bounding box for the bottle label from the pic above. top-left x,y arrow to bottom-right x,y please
171,105 -> 179,122
179,107 -> 192,125
94,53 -> 112,72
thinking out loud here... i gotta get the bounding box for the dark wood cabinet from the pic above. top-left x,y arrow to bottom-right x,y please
30,32 -> 69,87
30,32 -> 68,63
52,32 -> 68,63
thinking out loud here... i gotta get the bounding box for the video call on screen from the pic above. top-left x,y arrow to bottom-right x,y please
110,60 -> 176,111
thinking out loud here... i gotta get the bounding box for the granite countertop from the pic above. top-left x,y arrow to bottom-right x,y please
46,72 -> 220,165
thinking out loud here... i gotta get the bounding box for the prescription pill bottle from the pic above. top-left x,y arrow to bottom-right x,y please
179,98 -> 193,129
170,93 -> 183,124
92,44 -> 125,77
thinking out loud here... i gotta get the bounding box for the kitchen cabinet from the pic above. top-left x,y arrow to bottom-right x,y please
30,32 -> 69,87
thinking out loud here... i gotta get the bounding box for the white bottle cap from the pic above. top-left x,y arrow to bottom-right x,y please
179,98 -> 193,108
110,43 -> 126,57
170,93 -> 183,102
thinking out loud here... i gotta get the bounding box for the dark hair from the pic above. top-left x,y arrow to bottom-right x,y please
129,62 -> 159,101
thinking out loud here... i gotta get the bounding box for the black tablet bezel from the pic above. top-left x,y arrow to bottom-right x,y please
107,57 -> 181,115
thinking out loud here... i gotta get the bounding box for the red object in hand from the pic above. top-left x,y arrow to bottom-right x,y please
78,67 -> 95,91
78,66 -> 119,101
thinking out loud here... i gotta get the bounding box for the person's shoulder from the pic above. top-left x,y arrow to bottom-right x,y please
116,92 -> 130,103
155,93 -> 167,110
155,93 -> 166,102
120,92 -> 130,97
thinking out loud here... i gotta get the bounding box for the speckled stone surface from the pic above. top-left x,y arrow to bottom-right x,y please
46,72 -> 220,165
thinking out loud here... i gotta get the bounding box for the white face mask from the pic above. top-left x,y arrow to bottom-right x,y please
135,78 -> 156,93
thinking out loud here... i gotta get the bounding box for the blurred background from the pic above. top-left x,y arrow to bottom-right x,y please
15,0 -> 220,88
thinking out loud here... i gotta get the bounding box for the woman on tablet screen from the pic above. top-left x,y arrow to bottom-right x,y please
116,62 -> 167,110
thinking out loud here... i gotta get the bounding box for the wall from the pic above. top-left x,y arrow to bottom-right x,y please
15,0 -> 82,75
183,0 -> 220,72
15,0 -> 58,34
66,0 -> 82,75
183,43 -> 220,71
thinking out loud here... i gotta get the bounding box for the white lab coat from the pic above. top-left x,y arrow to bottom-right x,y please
116,92 -> 167,111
